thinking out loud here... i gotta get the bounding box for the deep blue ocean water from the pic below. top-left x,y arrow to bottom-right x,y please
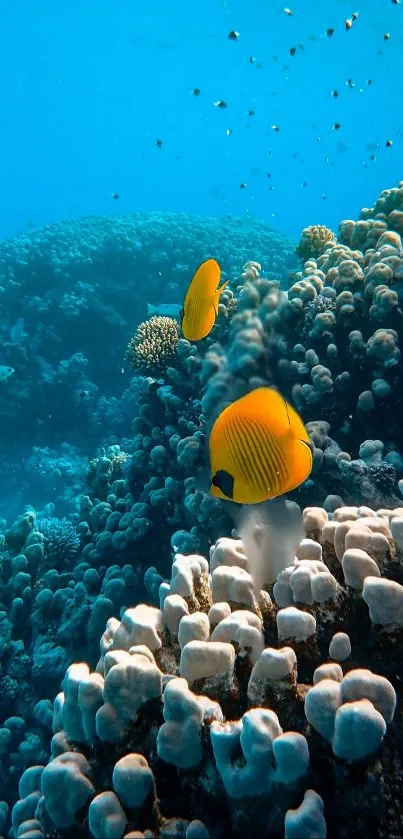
1,0 -> 402,239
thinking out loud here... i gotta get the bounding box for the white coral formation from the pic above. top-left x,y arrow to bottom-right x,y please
210,707 -> 309,798
12,503 -> 403,839
211,609 -> 264,664
112,754 -> 154,809
41,752 -> 95,828
178,611 -> 210,649
273,552 -> 339,608
305,667 -> 396,760
170,553 -> 209,603
247,646 -> 297,705
211,564 -> 258,611
362,576 -> 403,630
157,677 -> 205,768
277,607 -> 317,642
285,789 -> 327,839
95,647 -> 163,742
111,604 -> 163,653
179,640 -> 235,686
163,593 -> 189,636
329,632 -> 351,662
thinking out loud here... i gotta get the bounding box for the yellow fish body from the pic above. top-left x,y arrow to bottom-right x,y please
209,387 -> 312,504
181,258 -> 229,341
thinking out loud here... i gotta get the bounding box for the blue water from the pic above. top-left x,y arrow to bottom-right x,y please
1,0 -> 401,240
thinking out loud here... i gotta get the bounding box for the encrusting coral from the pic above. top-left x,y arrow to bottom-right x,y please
11,502 -> 403,839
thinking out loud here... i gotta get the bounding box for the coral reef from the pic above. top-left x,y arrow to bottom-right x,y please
3,182 -> 403,521
0,212 -> 294,515
10,502 -> 403,839
201,182 -> 403,511
0,212 -> 293,445
4,181 -> 403,834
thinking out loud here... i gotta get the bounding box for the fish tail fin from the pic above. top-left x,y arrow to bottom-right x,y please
147,303 -> 156,316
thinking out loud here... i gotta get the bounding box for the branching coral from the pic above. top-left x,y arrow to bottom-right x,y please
35,517 -> 80,569
125,316 -> 180,376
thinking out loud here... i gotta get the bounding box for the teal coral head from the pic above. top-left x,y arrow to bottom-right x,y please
35,517 -> 80,568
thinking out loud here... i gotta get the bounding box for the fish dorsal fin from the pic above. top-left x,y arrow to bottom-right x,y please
247,387 -> 291,433
246,387 -> 308,442
284,398 -> 311,444
195,258 -> 221,293
204,258 -> 221,293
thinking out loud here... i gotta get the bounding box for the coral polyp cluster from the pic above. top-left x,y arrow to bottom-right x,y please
125,316 -> 180,375
296,224 -> 336,261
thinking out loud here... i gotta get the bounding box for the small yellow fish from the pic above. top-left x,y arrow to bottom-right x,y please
181,259 -> 229,341
209,387 -> 312,504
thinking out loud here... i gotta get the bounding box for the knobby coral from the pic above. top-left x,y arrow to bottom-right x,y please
11,502 -> 403,839
296,224 -> 335,261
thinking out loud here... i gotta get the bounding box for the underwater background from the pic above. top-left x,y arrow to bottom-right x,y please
1,1 -> 403,838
